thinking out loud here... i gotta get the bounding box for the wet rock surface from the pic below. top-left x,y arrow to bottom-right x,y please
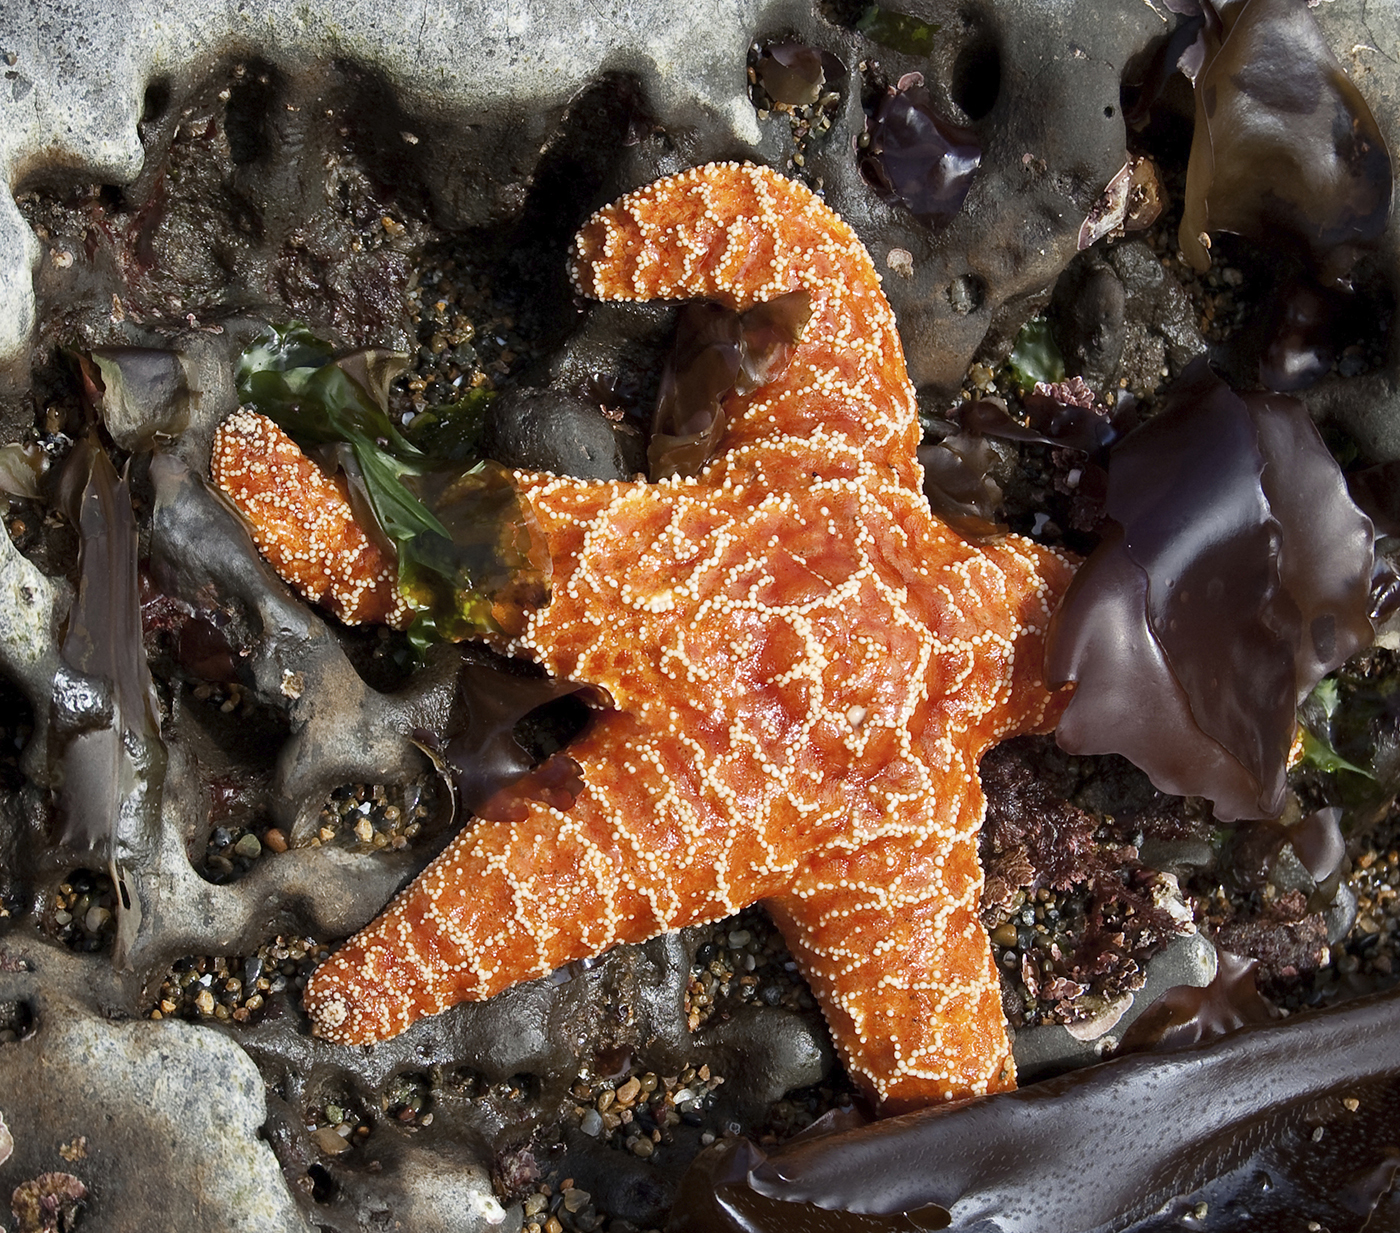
0,0 -> 1396,1230
0,950 -> 311,1232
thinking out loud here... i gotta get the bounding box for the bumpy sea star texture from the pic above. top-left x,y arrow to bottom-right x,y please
301,163 -> 1075,1109
211,408 -> 412,629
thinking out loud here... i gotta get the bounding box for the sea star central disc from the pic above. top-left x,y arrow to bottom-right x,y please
303,162 -> 1075,1110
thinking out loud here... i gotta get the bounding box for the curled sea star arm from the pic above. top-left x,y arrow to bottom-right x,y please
570,161 -> 921,487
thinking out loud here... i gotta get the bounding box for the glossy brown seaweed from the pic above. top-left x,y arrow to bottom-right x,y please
916,433 -> 1003,536
1047,359 -> 1373,820
1179,0 -> 1392,284
51,438 -> 166,963
920,388 -> 1128,536
1116,949 -> 1275,1053
649,291 -> 811,480
669,986 -> 1400,1232
416,659 -> 598,819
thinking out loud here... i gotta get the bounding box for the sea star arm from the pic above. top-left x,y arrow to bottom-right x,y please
303,703 -> 786,1044
302,163 -> 1078,1113
211,409 -> 411,627
765,776 -> 1014,1114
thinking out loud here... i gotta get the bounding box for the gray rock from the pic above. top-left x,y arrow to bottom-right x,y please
337,1142 -> 509,1233
1049,256 -> 1129,392
1013,930 -> 1218,1082
0,996 -> 311,1232
0,0 -> 1188,408
703,1004 -> 834,1122
1105,240 -> 1210,385
746,0 -> 1174,396
0,0 -> 766,378
0,502 -> 65,770
486,388 -> 643,481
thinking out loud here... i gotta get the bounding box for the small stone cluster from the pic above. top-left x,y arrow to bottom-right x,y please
311,781 -> 430,852
1346,846 -> 1400,978
45,869 -> 117,953
399,247 -> 517,417
308,1094 -> 376,1157
151,935 -> 332,1024
566,1063 -> 726,1162
519,1176 -> 649,1233
683,908 -> 818,1032
987,870 -> 1192,1028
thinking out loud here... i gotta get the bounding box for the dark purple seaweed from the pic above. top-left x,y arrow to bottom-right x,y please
922,389 -> 1127,536
858,80 -> 980,223
650,301 -> 741,481
1047,360 -> 1373,820
669,987 -> 1400,1233
916,434 -> 1002,536
962,384 -> 1131,461
1048,523 -> 1267,817
735,292 -> 812,396
1179,0 -> 1392,284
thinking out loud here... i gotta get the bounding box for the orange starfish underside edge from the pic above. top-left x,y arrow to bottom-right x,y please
294,162 -> 1076,1111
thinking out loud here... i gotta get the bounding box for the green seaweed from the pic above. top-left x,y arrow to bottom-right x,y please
1007,317 -> 1066,393
236,324 -> 546,642
855,5 -> 941,56
1296,727 -> 1371,778
404,385 -> 494,462
1299,680 -> 1362,773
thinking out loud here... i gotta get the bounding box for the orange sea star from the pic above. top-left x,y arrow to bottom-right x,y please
299,162 -> 1076,1110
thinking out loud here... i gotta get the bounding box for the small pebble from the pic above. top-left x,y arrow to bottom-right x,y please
563,1188 -> 589,1213
313,1126 -> 352,1155
233,833 -> 262,859
991,922 -> 1019,947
